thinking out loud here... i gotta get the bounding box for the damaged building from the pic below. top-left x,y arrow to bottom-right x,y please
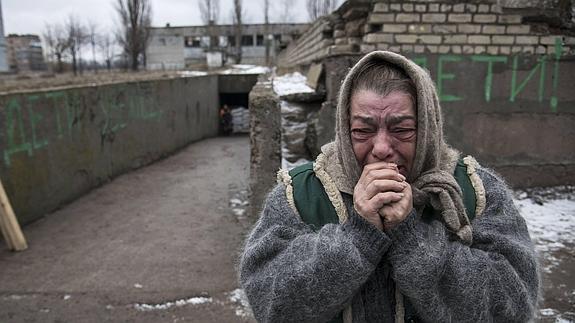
146,23 -> 310,69
5,34 -> 46,72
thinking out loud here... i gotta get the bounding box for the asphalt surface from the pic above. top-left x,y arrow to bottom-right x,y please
0,135 -> 256,323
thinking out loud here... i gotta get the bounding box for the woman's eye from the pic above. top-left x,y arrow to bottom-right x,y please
351,128 -> 373,138
393,127 -> 415,132
358,128 -> 374,133
392,128 -> 416,139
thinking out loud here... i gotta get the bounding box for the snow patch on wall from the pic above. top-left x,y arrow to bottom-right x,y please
273,72 -> 314,96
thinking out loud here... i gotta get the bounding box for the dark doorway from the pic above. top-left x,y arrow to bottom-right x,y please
219,93 -> 249,109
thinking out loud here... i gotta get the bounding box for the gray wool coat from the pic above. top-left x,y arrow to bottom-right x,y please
239,166 -> 539,322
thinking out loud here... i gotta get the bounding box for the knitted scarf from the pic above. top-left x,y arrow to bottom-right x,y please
321,51 -> 473,245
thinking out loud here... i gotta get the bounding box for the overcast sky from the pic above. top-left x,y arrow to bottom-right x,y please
2,0 -> 312,36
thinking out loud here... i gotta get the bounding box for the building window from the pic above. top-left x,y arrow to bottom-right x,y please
219,36 -> 229,47
159,38 -> 166,46
241,35 -> 254,47
201,36 -> 211,47
227,35 -> 236,47
184,36 -> 201,48
256,34 -> 264,46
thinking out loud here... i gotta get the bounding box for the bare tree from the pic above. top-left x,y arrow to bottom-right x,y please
43,23 -> 70,73
115,0 -> 152,71
278,0 -> 293,23
65,15 -> 86,76
42,24 -> 56,70
232,0 -> 243,63
87,20 -> 99,72
99,32 -> 116,71
199,0 -> 220,25
306,0 -> 338,22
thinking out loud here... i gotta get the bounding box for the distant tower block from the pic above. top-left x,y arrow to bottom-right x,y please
0,0 -> 9,72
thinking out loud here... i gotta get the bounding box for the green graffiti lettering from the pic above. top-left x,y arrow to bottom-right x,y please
412,57 -> 428,69
141,99 -> 162,120
510,56 -> 547,103
471,55 -> 508,102
538,57 -> 547,103
550,38 -> 562,112
139,84 -> 163,120
125,83 -> 163,121
45,91 -> 66,138
437,55 -> 463,102
101,91 -> 127,136
26,95 -> 49,150
3,98 -> 33,166
128,87 -> 141,119
66,91 -> 82,134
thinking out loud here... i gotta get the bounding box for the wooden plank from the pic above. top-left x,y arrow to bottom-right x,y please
0,209 -> 15,250
0,179 -> 27,251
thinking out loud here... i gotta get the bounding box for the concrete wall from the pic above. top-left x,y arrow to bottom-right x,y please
0,76 -> 220,224
428,53 -> 575,187
218,74 -> 259,94
148,34 -> 186,70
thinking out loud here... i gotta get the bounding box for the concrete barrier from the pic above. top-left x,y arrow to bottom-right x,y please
249,81 -> 281,217
0,76 -> 221,224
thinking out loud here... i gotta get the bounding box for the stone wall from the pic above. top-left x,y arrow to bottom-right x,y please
279,0 -> 575,68
277,17 -> 335,68
362,1 -> 573,56
0,76 -> 221,224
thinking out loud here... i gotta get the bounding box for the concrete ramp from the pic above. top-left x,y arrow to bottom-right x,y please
0,135 -> 255,322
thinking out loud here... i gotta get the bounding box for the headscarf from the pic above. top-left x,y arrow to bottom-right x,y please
321,51 -> 473,244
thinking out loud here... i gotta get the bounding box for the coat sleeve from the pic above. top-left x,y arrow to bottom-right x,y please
239,184 -> 391,323
387,167 -> 539,323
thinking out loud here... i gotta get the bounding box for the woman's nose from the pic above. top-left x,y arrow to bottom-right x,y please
371,130 -> 394,161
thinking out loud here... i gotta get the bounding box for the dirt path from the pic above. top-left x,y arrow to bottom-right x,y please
0,135 -> 256,322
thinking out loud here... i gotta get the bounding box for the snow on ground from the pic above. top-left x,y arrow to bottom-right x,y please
515,196 -> 575,273
540,308 -> 574,322
273,72 -> 315,96
514,190 -> 574,321
134,296 -> 213,311
219,64 -> 270,75
228,288 -> 254,318
230,194 -> 249,221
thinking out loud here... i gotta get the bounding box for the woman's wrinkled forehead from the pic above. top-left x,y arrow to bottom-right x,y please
348,60 -> 417,113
